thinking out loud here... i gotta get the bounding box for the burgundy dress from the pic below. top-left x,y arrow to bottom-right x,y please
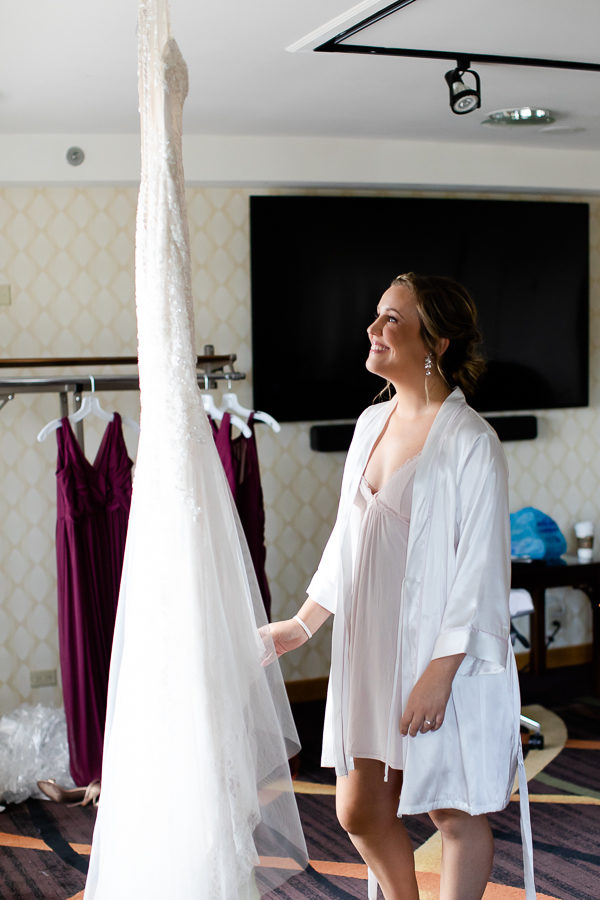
56,415 -> 133,785
210,412 -> 236,499
211,414 -> 271,619
231,415 -> 271,620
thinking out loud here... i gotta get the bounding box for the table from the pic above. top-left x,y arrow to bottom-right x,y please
511,557 -> 600,695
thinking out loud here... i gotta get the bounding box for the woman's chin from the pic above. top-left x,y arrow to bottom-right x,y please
366,354 -> 388,377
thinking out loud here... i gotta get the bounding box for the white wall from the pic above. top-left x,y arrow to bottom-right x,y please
1,133 -> 600,194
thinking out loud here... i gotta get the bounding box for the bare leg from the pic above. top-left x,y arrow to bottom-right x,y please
336,758 -> 419,900
428,808 -> 494,900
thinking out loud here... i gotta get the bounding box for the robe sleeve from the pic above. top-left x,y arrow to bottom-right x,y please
306,404 -> 382,614
306,438 -> 357,614
431,430 -> 511,673
306,514 -> 344,614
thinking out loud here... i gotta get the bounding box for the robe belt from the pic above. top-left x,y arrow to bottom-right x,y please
383,577 -> 406,783
518,741 -> 537,899
367,867 -> 378,900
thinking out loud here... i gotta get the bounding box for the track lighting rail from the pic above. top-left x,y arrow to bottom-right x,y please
314,0 -> 600,73
316,41 -> 600,72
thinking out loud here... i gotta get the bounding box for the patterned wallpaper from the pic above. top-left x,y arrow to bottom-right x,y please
0,185 -> 597,715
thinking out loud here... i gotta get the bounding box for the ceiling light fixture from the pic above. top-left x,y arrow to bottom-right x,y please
445,59 -> 481,115
306,1 -> 600,121
481,107 -> 555,126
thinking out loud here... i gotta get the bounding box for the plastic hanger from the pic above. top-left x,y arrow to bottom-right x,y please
69,376 -> 113,424
200,376 -> 251,438
37,376 -> 140,442
219,379 -> 281,433
0,393 -> 14,413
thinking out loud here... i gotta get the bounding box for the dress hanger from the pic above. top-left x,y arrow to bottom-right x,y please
200,376 -> 251,438
219,378 -> 281,433
37,376 -> 140,442
69,376 -> 113,424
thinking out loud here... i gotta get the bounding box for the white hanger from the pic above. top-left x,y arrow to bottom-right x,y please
219,379 -> 281,433
200,376 -> 251,438
69,376 -> 113,424
37,376 -> 140,442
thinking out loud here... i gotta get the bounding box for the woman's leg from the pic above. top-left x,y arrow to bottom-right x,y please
428,808 -> 494,900
336,758 -> 419,900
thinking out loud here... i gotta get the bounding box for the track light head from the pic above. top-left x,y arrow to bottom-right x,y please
445,62 -> 481,115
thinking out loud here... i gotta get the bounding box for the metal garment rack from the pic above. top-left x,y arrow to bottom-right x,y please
0,347 -> 245,451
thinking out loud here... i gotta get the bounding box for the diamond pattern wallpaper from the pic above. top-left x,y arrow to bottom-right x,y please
0,186 -> 597,714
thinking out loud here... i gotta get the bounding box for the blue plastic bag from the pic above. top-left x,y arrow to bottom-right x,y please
510,506 -> 567,560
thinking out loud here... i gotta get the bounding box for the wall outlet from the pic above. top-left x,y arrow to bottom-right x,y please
0,284 -> 11,306
30,668 -> 58,688
548,602 -> 565,624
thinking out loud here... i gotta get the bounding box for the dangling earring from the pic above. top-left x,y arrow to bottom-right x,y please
424,353 -> 433,406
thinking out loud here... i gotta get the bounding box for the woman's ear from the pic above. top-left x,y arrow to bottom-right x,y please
437,337 -> 450,358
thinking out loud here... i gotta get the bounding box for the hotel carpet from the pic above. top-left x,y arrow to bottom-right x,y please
0,700 -> 598,899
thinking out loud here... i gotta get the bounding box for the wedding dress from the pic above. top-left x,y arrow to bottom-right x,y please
83,1 -> 307,896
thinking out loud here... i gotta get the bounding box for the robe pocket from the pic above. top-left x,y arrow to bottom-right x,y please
451,669 -> 517,807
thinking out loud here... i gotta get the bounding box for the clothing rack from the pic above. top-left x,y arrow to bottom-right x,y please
0,347 -> 245,449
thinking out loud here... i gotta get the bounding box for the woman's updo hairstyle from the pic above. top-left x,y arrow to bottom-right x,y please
391,273 -> 486,397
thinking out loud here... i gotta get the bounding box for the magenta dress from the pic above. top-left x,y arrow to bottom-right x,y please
211,413 -> 271,619
56,415 -> 133,786
210,412 -> 236,498
231,415 -> 271,620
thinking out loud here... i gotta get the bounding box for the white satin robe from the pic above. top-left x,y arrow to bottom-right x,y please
308,388 -> 535,896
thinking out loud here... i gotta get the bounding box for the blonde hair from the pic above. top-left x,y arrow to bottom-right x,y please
390,272 -> 486,396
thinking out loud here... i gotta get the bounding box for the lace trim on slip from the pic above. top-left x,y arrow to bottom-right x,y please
362,451 -> 421,496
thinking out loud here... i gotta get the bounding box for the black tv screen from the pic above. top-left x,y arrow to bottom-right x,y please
250,196 -> 589,422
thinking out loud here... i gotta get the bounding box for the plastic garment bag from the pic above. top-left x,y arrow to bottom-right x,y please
510,506 -> 567,560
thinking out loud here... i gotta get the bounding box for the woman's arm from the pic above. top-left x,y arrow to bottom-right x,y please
400,653 -> 466,736
261,599 -> 332,660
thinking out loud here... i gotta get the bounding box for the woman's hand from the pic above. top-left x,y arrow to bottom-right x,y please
400,654 -> 465,736
259,619 -> 309,665
259,600 -> 331,665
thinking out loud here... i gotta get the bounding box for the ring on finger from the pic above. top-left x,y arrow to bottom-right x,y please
424,718 -> 433,727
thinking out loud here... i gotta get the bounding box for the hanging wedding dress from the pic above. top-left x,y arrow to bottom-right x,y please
84,1 -> 307,896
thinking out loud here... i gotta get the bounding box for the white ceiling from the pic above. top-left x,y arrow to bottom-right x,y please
2,0 -> 600,150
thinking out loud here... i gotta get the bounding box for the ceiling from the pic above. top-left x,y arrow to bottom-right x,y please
2,0 -> 600,150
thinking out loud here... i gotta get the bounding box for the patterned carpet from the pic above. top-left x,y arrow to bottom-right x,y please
266,703 -> 599,900
0,698 -> 598,899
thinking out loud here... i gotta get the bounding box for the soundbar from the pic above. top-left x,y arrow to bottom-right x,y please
310,415 -> 537,452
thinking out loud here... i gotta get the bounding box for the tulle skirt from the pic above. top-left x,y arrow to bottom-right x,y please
83,420 -> 307,898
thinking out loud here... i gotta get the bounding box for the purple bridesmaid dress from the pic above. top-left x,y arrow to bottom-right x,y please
231,415 -> 271,620
55,415 -> 133,785
210,412 -> 236,499
211,413 -> 272,620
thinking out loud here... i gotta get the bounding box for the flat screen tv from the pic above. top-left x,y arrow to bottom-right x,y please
250,196 -> 589,422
